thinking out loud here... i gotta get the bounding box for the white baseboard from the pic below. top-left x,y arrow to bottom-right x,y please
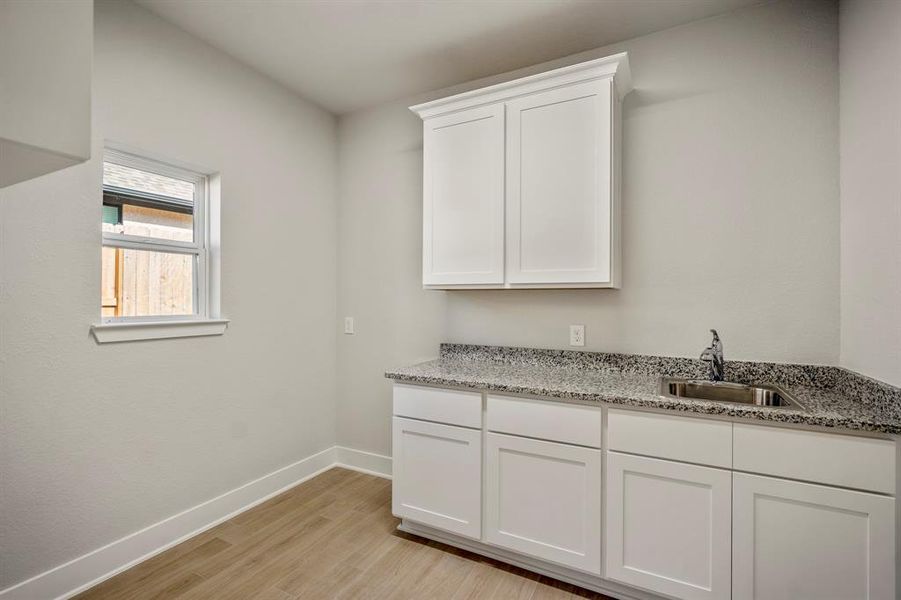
334,446 -> 392,479
0,445 -> 388,600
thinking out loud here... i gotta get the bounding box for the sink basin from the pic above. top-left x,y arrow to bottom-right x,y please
659,377 -> 803,409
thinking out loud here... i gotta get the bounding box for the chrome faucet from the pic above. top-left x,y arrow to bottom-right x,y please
700,329 -> 725,381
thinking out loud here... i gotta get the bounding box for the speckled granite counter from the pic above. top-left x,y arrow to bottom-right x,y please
385,344 -> 901,435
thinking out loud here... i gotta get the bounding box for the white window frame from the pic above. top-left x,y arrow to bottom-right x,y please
92,147 -> 227,342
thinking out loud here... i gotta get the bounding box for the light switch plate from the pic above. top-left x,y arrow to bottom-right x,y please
344,317 -> 354,335
569,324 -> 585,347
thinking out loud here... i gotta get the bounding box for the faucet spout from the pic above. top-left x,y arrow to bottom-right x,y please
700,329 -> 725,381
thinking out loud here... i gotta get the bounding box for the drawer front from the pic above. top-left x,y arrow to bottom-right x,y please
393,384 -> 482,429
487,395 -> 602,448
733,424 -> 896,495
607,409 -> 732,468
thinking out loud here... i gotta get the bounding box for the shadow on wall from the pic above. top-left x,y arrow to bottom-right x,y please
627,87 -> 717,111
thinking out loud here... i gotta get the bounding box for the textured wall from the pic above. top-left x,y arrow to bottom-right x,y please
0,0 -> 337,588
336,104 -> 447,455
839,0 -> 901,387
0,0 -> 92,158
336,0 -> 840,457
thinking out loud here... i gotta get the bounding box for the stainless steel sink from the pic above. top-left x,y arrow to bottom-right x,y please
658,377 -> 804,409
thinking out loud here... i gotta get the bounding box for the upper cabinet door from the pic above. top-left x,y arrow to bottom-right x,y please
505,79 -> 616,286
422,105 -> 505,286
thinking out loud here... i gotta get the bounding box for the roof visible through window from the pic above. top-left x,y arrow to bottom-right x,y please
103,162 -> 194,205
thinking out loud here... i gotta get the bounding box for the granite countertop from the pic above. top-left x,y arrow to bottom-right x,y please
385,344 -> 901,435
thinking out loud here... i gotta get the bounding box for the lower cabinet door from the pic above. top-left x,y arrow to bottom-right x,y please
392,417 -> 482,539
605,452 -> 731,600
733,473 -> 895,600
485,432 -> 601,574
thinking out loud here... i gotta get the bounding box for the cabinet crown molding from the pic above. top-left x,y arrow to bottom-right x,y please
409,52 -> 632,120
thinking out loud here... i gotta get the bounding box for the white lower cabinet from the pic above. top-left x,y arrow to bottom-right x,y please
485,432 -> 602,574
605,452 -> 732,600
392,385 -> 898,600
732,472 -> 895,600
391,417 -> 482,539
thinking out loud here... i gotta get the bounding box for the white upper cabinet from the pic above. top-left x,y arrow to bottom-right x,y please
422,105 -> 505,285
506,79 -> 615,285
411,53 -> 631,289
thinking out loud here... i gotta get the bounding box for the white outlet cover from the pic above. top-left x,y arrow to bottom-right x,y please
344,317 -> 354,334
569,324 -> 585,347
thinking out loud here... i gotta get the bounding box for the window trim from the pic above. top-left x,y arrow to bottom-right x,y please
91,318 -> 229,344
93,147 -> 226,342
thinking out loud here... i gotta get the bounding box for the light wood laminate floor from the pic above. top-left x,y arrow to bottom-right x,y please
75,468 -> 614,600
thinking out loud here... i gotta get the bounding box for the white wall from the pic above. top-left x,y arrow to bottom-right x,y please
336,105 -> 447,454
0,0 -> 859,589
336,0 -> 840,456
0,0 -> 337,589
0,0 -> 92,186
839,0 -> 901,387
0,0 -> 91,158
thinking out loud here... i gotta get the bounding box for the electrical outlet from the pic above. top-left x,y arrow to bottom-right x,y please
344,317 -> 355,335
569,324 -> 585,347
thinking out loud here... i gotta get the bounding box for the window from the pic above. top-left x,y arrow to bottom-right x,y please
93,148 -> 226,342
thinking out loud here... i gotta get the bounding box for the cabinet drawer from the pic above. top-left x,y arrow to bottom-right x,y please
607,410 -> 732,468
393,384 -> 482,429
733,424 -> 896,495
487,395 -> 601,448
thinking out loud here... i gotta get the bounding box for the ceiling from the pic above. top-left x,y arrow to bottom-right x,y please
136,0 -> 763,115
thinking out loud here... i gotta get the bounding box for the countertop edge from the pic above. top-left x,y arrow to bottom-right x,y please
384,371 -> 901,436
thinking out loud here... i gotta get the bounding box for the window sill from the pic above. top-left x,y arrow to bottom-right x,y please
91,319 -> 229,343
